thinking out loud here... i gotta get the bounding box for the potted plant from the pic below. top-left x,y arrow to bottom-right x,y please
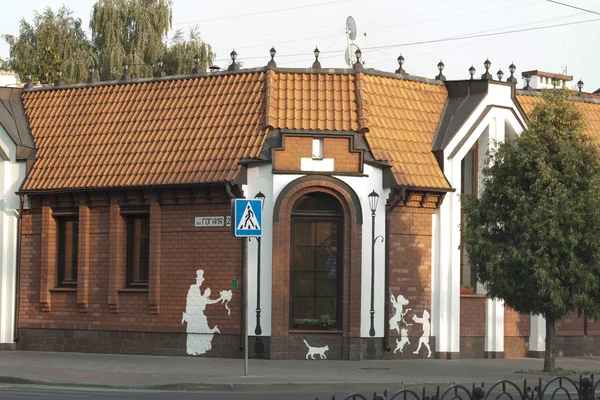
295,314 -> 336,330
460,284 -> 474,295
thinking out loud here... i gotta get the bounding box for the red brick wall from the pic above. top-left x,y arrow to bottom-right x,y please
19,189 -> 243,336
273,136 -> 361,172
557,311 -> 585,336
460,296 -> 486,337
504,307 -> 530,337
388,205 -> 435,335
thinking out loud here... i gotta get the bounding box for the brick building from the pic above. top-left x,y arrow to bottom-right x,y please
12,57 -> 600,359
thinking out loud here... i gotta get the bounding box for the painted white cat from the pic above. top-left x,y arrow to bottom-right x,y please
304,340 -> 329,359
393,328 -> 410,353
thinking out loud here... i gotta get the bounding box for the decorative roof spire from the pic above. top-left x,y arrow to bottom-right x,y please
353,48 -> 363,70
395,54 -> 406,75
267,47 -> 277,68
481,58 -> 492,80
312,47 -> 321,69
435,60 -> 445,81
227,50 -> 239,71
507,63 -> 518,84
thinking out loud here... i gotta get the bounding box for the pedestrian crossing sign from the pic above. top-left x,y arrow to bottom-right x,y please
232,199 -> 262,237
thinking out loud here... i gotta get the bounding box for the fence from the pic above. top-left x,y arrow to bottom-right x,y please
316,375 -> 600,400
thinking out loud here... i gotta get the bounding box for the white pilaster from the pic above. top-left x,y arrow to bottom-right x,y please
485,299 -> 504,354
529,314 -> 546,353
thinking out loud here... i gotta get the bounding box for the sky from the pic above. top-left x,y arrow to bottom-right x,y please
1,0 -> 600,91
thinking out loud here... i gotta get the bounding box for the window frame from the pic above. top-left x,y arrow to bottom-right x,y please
289,192 -> 344,329
55,212 -> 79,288
124,211 -> 150,288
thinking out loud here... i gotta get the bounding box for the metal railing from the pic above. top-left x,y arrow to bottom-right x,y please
316,375 -> 600,400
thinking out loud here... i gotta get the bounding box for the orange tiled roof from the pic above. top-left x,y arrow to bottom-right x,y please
22,69 -> 452,192
22,73 -> 266,191
361,74 -> 449,189
269,72 -> 359,132
516,94 -> 600,140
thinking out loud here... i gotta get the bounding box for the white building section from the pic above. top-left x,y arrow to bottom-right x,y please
0,87 -> 33,349
433,80 -> 527,356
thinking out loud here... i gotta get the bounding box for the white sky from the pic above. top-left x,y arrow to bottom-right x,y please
1,0 -> 600,91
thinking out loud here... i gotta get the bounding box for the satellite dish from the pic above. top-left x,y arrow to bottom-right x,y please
346,16 -> 357,41
344,43 -> 360,67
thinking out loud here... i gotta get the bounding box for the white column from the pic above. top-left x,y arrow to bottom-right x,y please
529,314 -> 546,354
485,299 -> 504,354
433,159 -> 461,355
481,118 -> 506,355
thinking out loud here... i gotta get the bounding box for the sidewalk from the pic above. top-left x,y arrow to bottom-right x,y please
0,351 -> 599,392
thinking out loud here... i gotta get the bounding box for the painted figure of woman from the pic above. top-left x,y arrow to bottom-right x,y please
182,269 -> 222,355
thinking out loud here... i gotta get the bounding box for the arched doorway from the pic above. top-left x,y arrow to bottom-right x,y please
290,192 -> 343,329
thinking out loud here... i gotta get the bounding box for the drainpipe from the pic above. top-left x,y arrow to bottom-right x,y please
383,187 -> 405,352
224,183 -> 245,351
13,194 -> 25,346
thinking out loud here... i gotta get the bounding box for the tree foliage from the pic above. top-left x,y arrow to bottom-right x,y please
90,0 -> 172,80
3,1 -> 215,83
3,7 -> 96,84
163,27 -> 214,76
462,89 -> 600,371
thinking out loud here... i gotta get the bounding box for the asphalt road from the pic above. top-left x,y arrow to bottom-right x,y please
0,386 -> 353,400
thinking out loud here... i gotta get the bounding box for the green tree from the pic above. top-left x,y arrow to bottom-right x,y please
90,0 -> 172,80
163,27 -> 214,75
462,89 -> 600,373
3,7 -> 96,84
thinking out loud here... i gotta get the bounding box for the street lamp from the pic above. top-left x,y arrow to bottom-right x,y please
253,191 -> 266,358
367,190 -> 383,358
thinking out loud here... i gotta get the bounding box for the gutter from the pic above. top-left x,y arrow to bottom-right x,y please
383,187 -> 405,352
13,194 -> 24,346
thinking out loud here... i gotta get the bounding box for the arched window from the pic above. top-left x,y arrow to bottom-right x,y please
290,192 -> 343,329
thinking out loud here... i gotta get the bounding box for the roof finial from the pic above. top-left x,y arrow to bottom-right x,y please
228,49 -> 239,71
577,79 -> 584,96
496,69 -> 504,82
25,72 -> 32,89
481,58 -> 492,80
395,54 -> 406,75
469,65 -> 476,80
353,48 -> 363,70
87,64 -> 96,84
54,69 -> 62,87
435,60 -> 445,81
120,61 -> 129,81
154,57 -> 165,78
523,74 -> 532,90
507,63 -> 517,84
312,47 -> 321,69
192,54 -> 200,74
267,46 -> 277,69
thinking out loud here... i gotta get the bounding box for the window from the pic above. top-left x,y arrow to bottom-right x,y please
461,146 -> 478,290
57,216 -> 78,287
290,192 -> 343,329
126,214 -> 150,287
312,138 -> 324,160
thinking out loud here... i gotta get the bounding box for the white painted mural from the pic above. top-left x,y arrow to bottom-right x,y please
412,310 -> 432,358
393,328 -> 410,353
389,291 -> 412,333
182,269 -> 232,355
304,340 -> 329,359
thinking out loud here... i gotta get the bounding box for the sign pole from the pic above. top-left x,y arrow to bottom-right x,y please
244,238 -> 249,376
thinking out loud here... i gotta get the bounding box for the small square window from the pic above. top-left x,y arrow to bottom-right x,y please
312,138 -> 324,160
57,216 -> 78,287
126,215 -> 150,288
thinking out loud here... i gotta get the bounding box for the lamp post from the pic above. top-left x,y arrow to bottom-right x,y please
253,191 -> 266,358
367,190 -> 383,358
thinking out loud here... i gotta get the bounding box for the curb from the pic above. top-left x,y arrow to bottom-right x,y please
0,377 -> 492,393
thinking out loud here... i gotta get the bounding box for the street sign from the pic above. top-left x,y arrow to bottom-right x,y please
232,199 -> 262,237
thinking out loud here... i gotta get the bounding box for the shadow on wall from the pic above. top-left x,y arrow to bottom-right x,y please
385,195 -> 433,359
